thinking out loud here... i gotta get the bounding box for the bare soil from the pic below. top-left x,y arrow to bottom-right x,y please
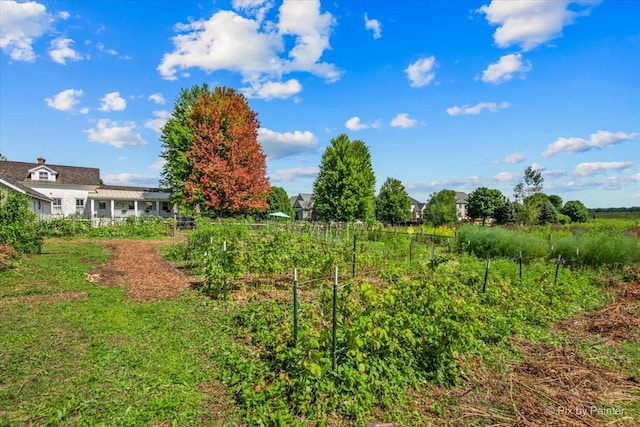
89,239 -> 191,302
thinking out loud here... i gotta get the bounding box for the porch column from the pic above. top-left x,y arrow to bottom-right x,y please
90,199 -> 96,218
110,200 -> 115,221
134,200 -> 138,217
156,200 -> 160,216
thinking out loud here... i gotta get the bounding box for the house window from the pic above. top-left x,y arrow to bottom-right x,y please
161,202 -> 170,212
128,201 -> 135,210
38,171 -> 48,180
98,201 -> 106,210
52,198 -> 62,213
145,202 -> 153,212
75,199 -> 85,214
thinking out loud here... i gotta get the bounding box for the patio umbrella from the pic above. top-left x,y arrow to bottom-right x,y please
268,211 -> 291,218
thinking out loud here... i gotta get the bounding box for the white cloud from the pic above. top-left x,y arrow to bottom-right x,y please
493,152 -> 525,164
447,101 -> 509,116
148,93 -> 165,104
258,128 -> 317,159
542,130 -> 640,157
148,159 -> 166,170
241,79 -> 302,100
364,13 -> 381,39
48,37 -> 82,64
390,113 -> 417,128
102,173 -> 159,186
573,161 -> 634,177
85,119 -> 147,148
96,42 -> 118,56
99,91 -> 127,112
157,1 -> 340,100
405,56 -> 436,87
232,0 -> 274,23
493,171 -> 521,182
481,53 -> 531,84
270,166 -> 319,183
478,0 -> 599,51
344,116 -> 374,131
58,11 -> 69,20
44,89 -> 86,112
144,110 -> 170,133
0,0 -> 54,61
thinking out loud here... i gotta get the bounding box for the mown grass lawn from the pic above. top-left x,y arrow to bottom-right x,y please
0,240 -> 243,426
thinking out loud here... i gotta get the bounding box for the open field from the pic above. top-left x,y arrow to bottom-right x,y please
1,223 -> 639,426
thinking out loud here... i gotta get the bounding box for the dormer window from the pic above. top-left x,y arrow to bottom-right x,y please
39,171 -> 48,180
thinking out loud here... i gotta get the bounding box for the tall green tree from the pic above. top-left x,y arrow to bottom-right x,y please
267,186 -> 295,218
548,194 -> 563,211
375,177 -> 411,224
513,166 -> 544,203
516,193 -> 549,225
423,189 -> 457,225
539,201 -> 559,224
160,85 -> 270,216
313,134 -> 376,222
467,187 -> 505,225
563,200 -> 588,223
160,83 -> 212,208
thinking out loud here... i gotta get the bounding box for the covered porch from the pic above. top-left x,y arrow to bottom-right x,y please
88,188 -> 172,219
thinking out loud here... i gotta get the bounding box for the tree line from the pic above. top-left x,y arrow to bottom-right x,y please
159,84 -> 590,226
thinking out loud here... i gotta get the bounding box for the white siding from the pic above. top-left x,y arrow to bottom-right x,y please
28,186 -> 91,217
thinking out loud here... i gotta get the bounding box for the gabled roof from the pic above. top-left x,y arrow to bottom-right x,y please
90,187 -> 170,201
0,174 -> 51,202
292,193 -> 314,210
408,196 -> 424,208
455,192 -> 468,204
0,160 -> 100,186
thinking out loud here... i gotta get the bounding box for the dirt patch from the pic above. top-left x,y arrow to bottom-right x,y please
89,240 -> 190,302
556,280 -> 640,345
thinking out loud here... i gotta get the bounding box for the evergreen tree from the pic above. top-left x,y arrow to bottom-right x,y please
313,134 -> 376,222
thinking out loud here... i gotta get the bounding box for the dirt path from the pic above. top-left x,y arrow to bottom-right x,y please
89,239 -> 191,302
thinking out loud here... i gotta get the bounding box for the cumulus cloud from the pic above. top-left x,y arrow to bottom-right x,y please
48,37 -> 82,64
405,56 -> 436,87
241,79 -> 302,100
148,93 -> 165,104
270,166 -> 319,183
390,113 -> 417,128
345,116 -> 380,131
478,0 -> 599,51
493,152 -> 525,164
99,91 -> 127,112
493,171 -> 521,182
573,161 -> 634,177
44,88 -> 85,112
157,0 -> 340,100
481,53 -> 531,84
258,128 -> 317,159
364,13 -> 381,39
86,119 -> 147,148
144,110 -> 170,133
232,0 -> 274,23
0,0 -> 54,61
447,101 -> 510,116
542,130 -> 640,157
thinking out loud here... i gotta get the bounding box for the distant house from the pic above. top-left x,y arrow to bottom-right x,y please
408,196 -> 425,222
0,157 -> 171,219
455,191 -> 468,220
290,193 -> 315,220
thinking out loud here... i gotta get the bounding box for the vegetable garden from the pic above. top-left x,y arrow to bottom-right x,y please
162,219 -> 640,425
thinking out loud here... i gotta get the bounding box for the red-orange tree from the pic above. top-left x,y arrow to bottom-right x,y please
183,87 -> 270,216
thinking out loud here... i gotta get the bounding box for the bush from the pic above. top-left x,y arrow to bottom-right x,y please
0,192 -> 43,254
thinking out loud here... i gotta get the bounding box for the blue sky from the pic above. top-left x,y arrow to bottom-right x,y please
1,0 -> 638,208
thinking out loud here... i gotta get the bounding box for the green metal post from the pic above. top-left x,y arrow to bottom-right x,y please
482,258 -> 491,293
293,268 -> 298,344
519,250 -> 523,282
332,266 -> 338,371
554,254 -> 562,286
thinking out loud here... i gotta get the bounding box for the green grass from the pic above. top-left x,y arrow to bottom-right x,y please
1,238 -> 638,426
0,240 -> 243,426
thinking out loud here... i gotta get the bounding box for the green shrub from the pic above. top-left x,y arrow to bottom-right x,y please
0,192 -> 43,254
